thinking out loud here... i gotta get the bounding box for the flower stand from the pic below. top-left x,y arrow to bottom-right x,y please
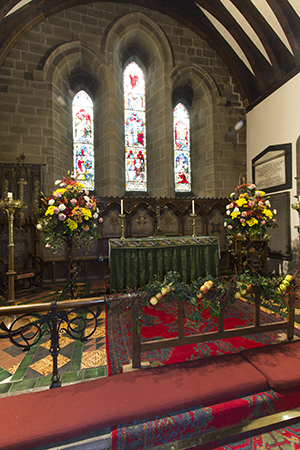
232,238 -> 268,275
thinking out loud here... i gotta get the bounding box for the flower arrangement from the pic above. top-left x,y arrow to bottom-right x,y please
224,183 -> 277,240
37,174 -> 102,253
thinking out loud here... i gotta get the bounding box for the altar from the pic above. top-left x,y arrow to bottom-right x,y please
109,236 -> 220,292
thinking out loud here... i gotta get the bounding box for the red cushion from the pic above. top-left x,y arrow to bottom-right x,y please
240,340 -> 300,391
0,353 -> 267,450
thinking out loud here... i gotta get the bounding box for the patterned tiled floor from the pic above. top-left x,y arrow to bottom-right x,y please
0,284 -> 108,396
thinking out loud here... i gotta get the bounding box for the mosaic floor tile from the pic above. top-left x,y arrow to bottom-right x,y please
30,354 -> 71,376
81,349 -> 107,369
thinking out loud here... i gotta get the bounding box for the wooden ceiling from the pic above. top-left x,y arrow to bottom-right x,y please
1,0 -> 300,110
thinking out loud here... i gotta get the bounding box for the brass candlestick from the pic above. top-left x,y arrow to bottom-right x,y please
292,196 -> 300,272
190,213 -> 197,237
0,194 -> 30,333
119,214 -> 126,240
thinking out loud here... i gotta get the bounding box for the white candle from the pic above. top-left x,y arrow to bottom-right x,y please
192,199 -> 195,215
121,199 -> 124,215
7,192 -> 13,199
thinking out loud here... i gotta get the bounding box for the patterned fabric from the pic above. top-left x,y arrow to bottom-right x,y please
109,236 -> 220,291
111,388 -> 300,450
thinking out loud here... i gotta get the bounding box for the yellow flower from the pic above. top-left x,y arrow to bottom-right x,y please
236,198 -> 247,207
66,218 -> 78,231
45,206 -> 55,216
54,188 -> 67,195
246,217 -> 258,227
263,209 -> 273,219
82,208 -> 92,220
231,211 -> 240,219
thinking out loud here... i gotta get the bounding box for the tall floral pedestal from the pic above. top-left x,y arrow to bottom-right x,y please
232,238 -> 268,275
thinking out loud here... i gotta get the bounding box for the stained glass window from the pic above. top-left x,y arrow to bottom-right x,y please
72,90 -> 95,190
174,103 -> 191,192
124,61 -> 147,191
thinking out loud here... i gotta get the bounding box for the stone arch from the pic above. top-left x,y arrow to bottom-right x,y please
171,64 -> 235,197
102,12 -> 175,197
38,41 -> 107,193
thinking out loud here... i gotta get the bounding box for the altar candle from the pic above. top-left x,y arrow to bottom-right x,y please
192,199 -> 195,215
121,199 -> 124,215
7,192 -> 13,199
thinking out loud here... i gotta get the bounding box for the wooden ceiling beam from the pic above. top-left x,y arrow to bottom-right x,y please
231,0 -> 296,77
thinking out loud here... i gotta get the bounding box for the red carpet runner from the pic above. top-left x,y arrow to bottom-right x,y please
106,299 -> 300,450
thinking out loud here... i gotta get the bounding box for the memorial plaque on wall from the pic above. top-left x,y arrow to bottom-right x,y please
252,143 -> 292,194
267,191 -> 291,260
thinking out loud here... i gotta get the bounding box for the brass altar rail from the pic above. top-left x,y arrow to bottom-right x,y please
131,289 -> 296,369
0,296 -> 107,317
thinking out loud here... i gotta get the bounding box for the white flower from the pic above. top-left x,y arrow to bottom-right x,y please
58,203 -> 66,211
273,209 -> 277,214
224,222 -> 227,227
55,180 -> 61,185
84,195 -> 90,202
265,200 -> 270,207
48,199 -> 55,206
93,213 -> 99,219
234,207 -> 239,213
36,223 -> 42,230
226,210 -> 231,215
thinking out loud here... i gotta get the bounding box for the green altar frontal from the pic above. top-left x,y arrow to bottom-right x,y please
109,236 -> 220,292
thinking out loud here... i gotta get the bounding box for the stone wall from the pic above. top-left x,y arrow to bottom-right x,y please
0,2 -> 246,199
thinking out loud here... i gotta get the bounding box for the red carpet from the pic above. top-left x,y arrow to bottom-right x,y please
106,298 -> 296,375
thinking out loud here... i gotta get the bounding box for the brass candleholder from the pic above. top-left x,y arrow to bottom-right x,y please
190,213 -> 197,237
0,195 -> 30,333
292,196 -> 300,272
119,214 -> 126,240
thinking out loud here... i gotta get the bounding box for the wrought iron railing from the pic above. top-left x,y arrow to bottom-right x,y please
0,296 -> 106,389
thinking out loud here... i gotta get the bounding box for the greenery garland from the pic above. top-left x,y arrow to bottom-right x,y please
113,270 -> 298,334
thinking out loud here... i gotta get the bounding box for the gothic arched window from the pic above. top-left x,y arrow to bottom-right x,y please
72,90 -> 95,190
124,61 -> 147,192
174,103 -> 191,192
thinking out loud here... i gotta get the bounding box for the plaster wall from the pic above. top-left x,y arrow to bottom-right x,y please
247,72 -> 300,271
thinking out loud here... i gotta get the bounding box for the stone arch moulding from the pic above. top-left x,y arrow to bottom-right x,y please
37,41 -> 107,90
102,11 -> 174,70
171,63 -> 226,107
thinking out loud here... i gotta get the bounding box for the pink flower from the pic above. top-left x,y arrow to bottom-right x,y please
83,225 -> 89,231
45,244 -> 51,248
273,219 -> 277,223
71,198 -> 77,205
54,192 -> 62,198
240,218 -> 245,223
99,217 -> 103,223
258,201 -> 264,206
53,207 -> 59,214
249,201 -> 254,207
86,202 -> 93,209
237,233 -> 242,237
241,211 -> 247,217
228,225 -> 233,230
261,220 -> 266,225
59,213 -> 66,221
